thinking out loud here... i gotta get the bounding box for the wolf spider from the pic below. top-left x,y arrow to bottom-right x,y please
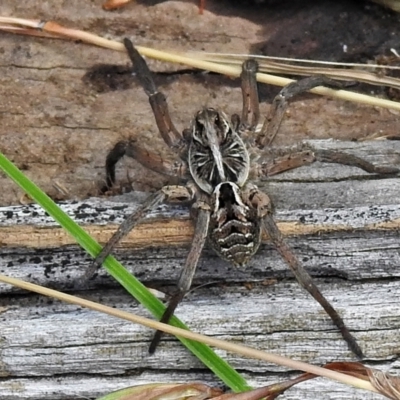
86,38 -> 399,358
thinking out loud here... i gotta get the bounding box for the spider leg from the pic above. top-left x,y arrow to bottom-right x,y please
149,205 -> 210,354
123,38 -> 183,151
261,211 -> 364,358
257,149 -> 317,177
256,76 -> 353,149
103,139 -> 188,191
312,149 -> 399,174
256,146 -> 399,178
104,140 -> 126,189
240,59 -> 260,131
82,185 -> 195,281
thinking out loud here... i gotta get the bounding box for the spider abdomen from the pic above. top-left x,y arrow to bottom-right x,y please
209,182 -> 262,267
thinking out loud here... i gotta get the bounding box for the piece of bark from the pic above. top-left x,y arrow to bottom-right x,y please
0,140 -> 400,399
2,0 -> 400,207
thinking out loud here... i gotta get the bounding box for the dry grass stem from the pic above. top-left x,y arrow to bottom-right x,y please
194,52 -> 400,69
1,16 -> 400,112
190,52 -> 400,90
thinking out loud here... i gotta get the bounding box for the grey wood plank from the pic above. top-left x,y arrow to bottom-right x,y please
0,139 -> 400,399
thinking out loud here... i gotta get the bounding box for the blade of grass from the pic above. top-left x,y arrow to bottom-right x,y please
0,151 -> 250,393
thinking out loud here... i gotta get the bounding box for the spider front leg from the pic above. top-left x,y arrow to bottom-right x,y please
123,38 -> 184,152
240,59 -> 260,131
256,76 -> 354,148
247,186 -> 364,358
103,139 -> 188,191
82,185 -> 195,281
149,203 -> 210,353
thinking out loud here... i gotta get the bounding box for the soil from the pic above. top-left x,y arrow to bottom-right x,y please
1,0 -> 399,205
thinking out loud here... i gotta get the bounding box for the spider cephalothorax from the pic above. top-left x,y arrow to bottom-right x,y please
188,108 -> 250,193
86,38 -> 400,358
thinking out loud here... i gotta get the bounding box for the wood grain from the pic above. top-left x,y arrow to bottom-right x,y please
2,1 -> 400,398
0,140 -> 400,399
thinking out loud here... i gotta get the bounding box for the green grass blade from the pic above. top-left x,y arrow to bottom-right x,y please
0,152 -> 250,392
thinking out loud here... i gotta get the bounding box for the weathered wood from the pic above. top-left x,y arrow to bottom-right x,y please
2,0 -> 400,398
2,0 -> 400,208
0,140 -> 400,399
